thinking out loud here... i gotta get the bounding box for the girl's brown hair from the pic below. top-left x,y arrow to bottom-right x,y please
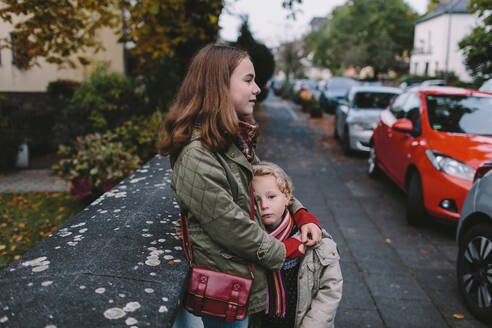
158,44 -> 250,156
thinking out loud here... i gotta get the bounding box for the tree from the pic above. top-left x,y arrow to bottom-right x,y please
305,0 -> 418,78
234,19 -> 275,102
458,0 -> 492,81
0,0 -> 120,70
276,41 -> 306,80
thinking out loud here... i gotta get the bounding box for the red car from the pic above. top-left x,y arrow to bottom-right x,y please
368,86 -> 492,225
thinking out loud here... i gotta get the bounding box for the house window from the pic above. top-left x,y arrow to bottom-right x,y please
10,33 -> 17,67
0,40 -> 2,66
414,62 -> 419,74
435,61 -> 439,74
424,62 -> 429,76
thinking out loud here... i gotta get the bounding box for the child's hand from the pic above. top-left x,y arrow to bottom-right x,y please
293,235 -> 306,254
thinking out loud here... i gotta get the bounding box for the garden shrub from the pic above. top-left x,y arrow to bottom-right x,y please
112,111 -> 164,163
53,111 -> 164,200
0,95 -> 25,171
52,132 -> 141,200
54,64 -> 148,145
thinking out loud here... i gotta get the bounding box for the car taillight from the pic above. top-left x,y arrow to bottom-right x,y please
473,162 -> 492,182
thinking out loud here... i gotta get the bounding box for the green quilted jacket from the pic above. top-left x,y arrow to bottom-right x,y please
170,130 -> 304,314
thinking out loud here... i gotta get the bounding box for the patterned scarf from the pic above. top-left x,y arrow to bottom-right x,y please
235,120 -> 258,162
266,210 -> 299,317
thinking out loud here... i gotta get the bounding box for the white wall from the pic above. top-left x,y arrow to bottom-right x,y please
409,13 -> 480,82
0,19 -> 124,92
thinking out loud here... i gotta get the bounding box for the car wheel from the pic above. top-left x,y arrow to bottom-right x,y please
342,126 -> 351,154
457,223 -> 492,324
406,172 -> 427,226
368,146 -> 381,178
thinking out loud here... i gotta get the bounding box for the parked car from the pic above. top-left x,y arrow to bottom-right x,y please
269,79 -> 285,96
479,78 -> 492,93
334,86 -> 401,153
456,161 -> 492,324
421,79 -> 446,87
368,86 -> 492,225
319,77 -> 359,113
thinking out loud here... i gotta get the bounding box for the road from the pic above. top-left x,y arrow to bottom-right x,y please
255,93 -> 487,328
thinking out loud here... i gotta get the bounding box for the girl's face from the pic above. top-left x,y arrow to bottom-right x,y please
252,175 -> 291,230
229,58 -> 261,117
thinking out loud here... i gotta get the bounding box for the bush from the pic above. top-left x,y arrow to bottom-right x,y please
52,111 -> 164,200
0,95 -> 25,171
54,64 -> 148,145
52,132 -> 141,200
112,111 -> 164,163
47,79 -> 81,103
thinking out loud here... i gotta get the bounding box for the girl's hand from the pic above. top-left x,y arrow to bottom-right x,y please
300,223 -> 321,246
293,235 -> 306,254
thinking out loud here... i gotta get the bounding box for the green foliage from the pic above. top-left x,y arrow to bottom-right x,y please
0,0 -> 120,70
0,96 -> 25,171
47,80 -> 81,104
53,110 -> 163,199
458,0 -> 492,81
112,111 -> 164,163
305,0 -> 418,76
53,132 -> 141,199
235,19 -> 275,102
54,64 -> 147,145
276,41 -> 306,81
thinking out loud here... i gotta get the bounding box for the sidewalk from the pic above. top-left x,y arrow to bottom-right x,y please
0,169 -> 69,193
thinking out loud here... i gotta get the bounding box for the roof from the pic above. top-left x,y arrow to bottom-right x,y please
416,0 -> 470,24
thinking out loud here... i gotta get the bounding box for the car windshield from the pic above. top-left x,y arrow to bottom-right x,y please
426,94 -> 492,135
327,78 -> 357,89
354,92 -> 398,109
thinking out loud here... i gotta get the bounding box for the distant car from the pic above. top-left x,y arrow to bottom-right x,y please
334,86 -> 401,153
269,79 -> 284,96
479,78 -> 492,93
319,77 -> 359,113
456,161 -> 492,324
368,86 -> 492,225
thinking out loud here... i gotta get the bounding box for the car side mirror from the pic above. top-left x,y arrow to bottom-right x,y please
392,119 -> 414,133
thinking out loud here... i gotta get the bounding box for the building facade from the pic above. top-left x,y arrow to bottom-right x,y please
409,0 -> 481,82
0,18 -> 124,93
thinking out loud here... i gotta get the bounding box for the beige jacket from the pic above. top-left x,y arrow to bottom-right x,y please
295,230 -> 343,328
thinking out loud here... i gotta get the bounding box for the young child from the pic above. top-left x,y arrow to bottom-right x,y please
252,161 -> 343,328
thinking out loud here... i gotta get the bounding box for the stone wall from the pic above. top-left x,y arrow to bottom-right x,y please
0,155 -> 188,327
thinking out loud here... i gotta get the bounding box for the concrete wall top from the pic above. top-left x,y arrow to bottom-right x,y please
0,155 -> 188,328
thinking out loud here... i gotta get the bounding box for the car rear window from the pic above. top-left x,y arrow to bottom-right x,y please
354,92 -> 398,109
426,94 -> 492,135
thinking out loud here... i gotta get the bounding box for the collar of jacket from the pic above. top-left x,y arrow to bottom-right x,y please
190,128 -> 253,174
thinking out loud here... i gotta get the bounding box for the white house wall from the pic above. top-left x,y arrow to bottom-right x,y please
410,13 -> 479,82
0,19 -> 124,92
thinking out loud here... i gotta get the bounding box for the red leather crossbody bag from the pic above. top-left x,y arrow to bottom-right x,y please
180,185 -> 255,323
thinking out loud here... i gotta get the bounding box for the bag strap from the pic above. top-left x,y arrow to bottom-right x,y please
180,184 -> 256,279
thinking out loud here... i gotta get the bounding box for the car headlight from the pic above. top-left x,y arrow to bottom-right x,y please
351,122 -> 376,131
425,149 -> 475,181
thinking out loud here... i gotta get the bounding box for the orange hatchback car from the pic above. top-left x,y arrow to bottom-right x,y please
368,86 -> 492,225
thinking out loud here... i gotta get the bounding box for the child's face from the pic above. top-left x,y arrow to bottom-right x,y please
252,175 -> 291,229
229,58 -> 261,117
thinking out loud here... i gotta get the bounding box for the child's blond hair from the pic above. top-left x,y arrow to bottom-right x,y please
252,161 -> 293,204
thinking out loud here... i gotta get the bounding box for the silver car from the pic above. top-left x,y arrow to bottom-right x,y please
334,86 -> 401,153
456,161 -> 492,324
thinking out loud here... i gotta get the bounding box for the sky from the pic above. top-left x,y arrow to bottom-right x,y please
219,0 -> 429,48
